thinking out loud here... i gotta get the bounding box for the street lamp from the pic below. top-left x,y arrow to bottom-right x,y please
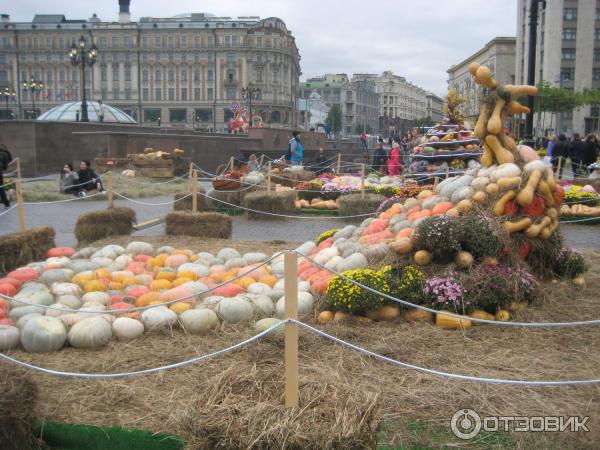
69,35 -> 98,122
21,77 -> 44,119
241,82 -> 261,128
1,87 -> 16,119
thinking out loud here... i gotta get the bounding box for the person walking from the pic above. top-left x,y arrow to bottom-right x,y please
289,131 -> 304,166
553,134 -> 569,179
583,134 -> 599,168
98,100 -> 106,123
387,142 -> 402,176
59,163 -> 79,196
569,133 -> 586,176
372,138 -> 387,174
0,144 -> 12,208
360,131 -> 368,152
546,135 -> 556,164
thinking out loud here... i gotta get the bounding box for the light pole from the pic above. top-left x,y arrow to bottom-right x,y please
241,82 -> 261,128
22,77 -> 44,119
1,87 -> 16,119
69,35 -> 98,122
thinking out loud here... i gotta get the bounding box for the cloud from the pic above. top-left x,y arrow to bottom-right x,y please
6,0 -> 517,95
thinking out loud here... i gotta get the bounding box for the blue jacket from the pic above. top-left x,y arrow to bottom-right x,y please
290,137 -> 303,162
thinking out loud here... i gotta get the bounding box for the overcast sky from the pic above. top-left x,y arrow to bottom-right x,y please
6,0 -> 517,96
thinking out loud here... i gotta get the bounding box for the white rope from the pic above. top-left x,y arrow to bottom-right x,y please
0,323 -> 282,379
119,173 -> 191,185
2,169 -> 17,177
295,251 -> 600,328
412,152 -> 482,159
292,320 -> 600,385
0,204 -> 17,217
24,192 -> 106,204
560,216 -> 600,224
112,191 -> 191,206
199,190 -> 377,219
0,254 -> 282,314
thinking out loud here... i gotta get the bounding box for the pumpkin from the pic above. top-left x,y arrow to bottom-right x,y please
212,283 -> 245,297
247,283 -> 272,296
377,305 -> 401,321
44,303 -> 72,318
572,275 -> 586,287
112,317 -> 145,341
403,308 -> 433,322
181,309 -> 219,334
249,295 -> 275,318
40,269 -> 73,286
134,254 -> 152,263
150,279 -> 173,291
170,302 -> 192,314
164,254 -> 189,269
217,248 -> 242,262
124,263 -> 145,275
390,237 -> 413,255
495,309 -> 510,321
435,311 -> 472,330
317,311 -> 335,324
233,277 -> 257,289
275,292 -> 314,319
140,306 -> 178,330
83,280 -> 107,293
332,311 -> 350,322
455,200 -> 473,214
414,250 -> 432,266
503,199 -> 519,215
68,317 -> 112,349
516,170 -> 542,207
81,292 -> 110,306
16,290 -> 54,306
56,295 -> 82,309
455,251 -> 474,269
0,325 -> 20,350
8,269 -> 39,283
216,297 -> 254,323
431,201 -> 454,215
523,196 -> 545,216
16,313 -> 43,329
136,292 -> 161,307
21,316 -> 67,352
176,271 -> 198,281
257,274 -> 277,288
126,241 -> 155,256
0,277 -> 22,290
0,283 -> 17,297
470,309 -> 495,324
396,228 -> 414,239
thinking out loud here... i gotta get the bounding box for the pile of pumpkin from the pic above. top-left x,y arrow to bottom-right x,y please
0,243 -> 320,353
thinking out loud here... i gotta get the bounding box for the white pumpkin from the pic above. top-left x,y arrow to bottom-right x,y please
275,292 -> 314,318
19,282 -> 49,294
314,247 -> 339,265
180,309 -> 219,334
125,241 -> 154,256
247,283 -> 272,296
216,297 -> 254,323
51,283 -> 81,297
470,176 -> 490,192
324,256 -> 344,272
196,252 -> 218,266
225,257 -> 245,270
363,244 -> 390,260
156,246 -> 176,254
294,241 -> 316,256
112,317 -> 145,341
72,247 -> 98,259
267,288 -> 285,302
337,253 -> 368,273
9,305 -> 46,320
177,263 -> 210,278
242,252 -> 268,265
40,269 -> 74,286
16,313 -> 43,329
338,241 -> 362,259
20,316 -> 67,352
254,318 -> 284,335
15,290 -> 54,306
45,303 -> 72,318
140,306 -> 177,330
451,186 -> 475,204
56,295 -> 82,309
0,325 -> 20,350
333,225 -> 356,241
181,281 -> 209,298
102,244 -> 126,256
67,317 -> 112,349
111,270 -> 135,280
114,254 -> 134,270
81,302 -> 107,311
421,195 -> 443,210
91,249 -> 118,261
70,261 -> 99,274
90,257 -> 115,267
490,163 -> 522,181
402,197 -> 419,210
196,296 -> 224,311
269,262 -> 285,276
46,257 -> 72,268
82,292 -> 111,306
217,248 -> 241,262
250,295 -> 275,318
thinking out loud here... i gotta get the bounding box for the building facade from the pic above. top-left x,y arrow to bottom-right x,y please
447,37 -> 516,127
299,73 -> 379,135
517,0 -> 600,136
426,92 -> 443,123
0,1 -> 301,130
298,91 -> 329,130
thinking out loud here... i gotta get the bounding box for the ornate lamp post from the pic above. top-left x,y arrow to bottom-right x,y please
241,83 -> 261,128
69,35 -> 98,122
21,77 -> 44,119
1,87 -> 16,119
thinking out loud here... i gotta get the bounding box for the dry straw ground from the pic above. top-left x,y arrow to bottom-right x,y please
1,236 -> 599,449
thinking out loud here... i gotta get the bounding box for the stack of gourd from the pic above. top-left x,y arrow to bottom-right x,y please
0,243 -> 317,353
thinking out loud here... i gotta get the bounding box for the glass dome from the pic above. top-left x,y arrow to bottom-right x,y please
37,101 -> 137,124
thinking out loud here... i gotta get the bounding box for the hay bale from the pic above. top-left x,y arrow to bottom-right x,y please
338,193 -> 385,221
270,169 -> 315,187
165,212 -> 232,238
75,207 -> 136,245
173,187 -> 207,212
243,190 -> 296,220
205,188 -> 242,209
0,365 -> 41,450
0,227 -> 55,274
178,363 -> 381,449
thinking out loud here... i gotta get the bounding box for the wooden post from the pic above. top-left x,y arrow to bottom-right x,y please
259,154 -> 265,170
445,166 -> 450,179
15,158 -> 26,232
556,156 -> 563,180
188,162 -> 194,190
191,170 -> 198,213
361,163 -> 366,198
267,161 -> 272,193
284,251 -> 299,408
434,176 -> 440,190
336,153 -> 341,174
107,171 -> 114,208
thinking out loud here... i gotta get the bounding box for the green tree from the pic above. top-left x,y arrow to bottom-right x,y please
354,123 -> 373,134
534,81 -> 584,132
325,104 -> 342,133
412,116 -> 434,128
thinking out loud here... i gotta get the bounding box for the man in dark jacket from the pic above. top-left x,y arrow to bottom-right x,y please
583,135 -> 599,168
569,133 -> 586,176
552,134 -> 569,179
77,160 -> 103,197
0,145 -> 13,207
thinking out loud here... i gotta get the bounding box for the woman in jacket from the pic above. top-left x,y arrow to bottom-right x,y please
59,163 -> 79,196
387,142 -> 402,176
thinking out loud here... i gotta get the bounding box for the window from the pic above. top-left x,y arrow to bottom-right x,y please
272,70 -> 279,84
194,70 -> 200,82
207,88 -> 214,100
194,88 -> 200,100
562,28 -> 576,40
46,71 -> 52,83
72,69 -> 78,81
226,52 -> 236,63
59,37 -> 65,48
225,36 -> 231,47
564,8 -> 577,21
168,53 -> 174,63
227,70 -> 235,83
144,108 -> 161,122
113,66 -> 120,81
142,88 -> 149,101
255,68 -> 263,82
256,37 -> 262,48
597,8 -> 600,20
596,29 -> 600,41
155,36 -> 162,48
224,109 -> 234,122
142,36 -> 149,47
207,70 -> 214,82
561,69 -> 574,81
194,35 -> 200,48
257,54 -> 262,63
32,36 -> 39,48
124,66 -> 131,82
112,36 -> 120,47
232,36 -> 239,46
142,70 -> 149,82
168,70 -> 175,82
155,69 -> 162,81
562,48 -> 576,60
595,49 -> 600,61
113,88 -> 119,100
45,37 -> 52,48
169,109 -> 186,122
181,36 -> 187,47
226,87 -> 236,99
168,35 -> 175,49
124,36 -> 132,48
168,88 -> 175,100
59,70 -> 66,82
181,88 -> 187,101
181,69 -> 188,81
207,36 -> 214,47
155,88 -> 162,100
196,108 -> 212,122
594,69 -> 600,81
194,53 -> 200,63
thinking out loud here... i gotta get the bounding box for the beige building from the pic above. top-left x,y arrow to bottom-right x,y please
447,37 -> 516,127
426,92 -> 443,123
0,1 -> 301,130
516,0 -> 600,136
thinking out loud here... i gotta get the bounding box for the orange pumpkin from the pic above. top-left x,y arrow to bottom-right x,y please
0,277 -> 22,290
125,263 -> 145,275
134,254 -> 152,263
150,279 -> 173,291
93,269 -> 113,281
212,283 -> 245,297
396,228 -> 414,239
299,267 -> 320,281
47,247 -> 76,258
0,283 -> 17,297
84,280 -> 107,293
136,292 -> 161,307
156,271 -> 177,282
258,274 -> 278,288
127,286 -> 151,298
407,206 -> 421,215
170,302 -> 192,314
149,254 -> 169,268
233,276 -> 256,289
165,254 -> 189,268
7,269 -> 38,283
431,201 -> 454,215
122,276 -> 141,287
173,277 -> 194,287
176,271 -> 198,281
160,286 -> 194,303
72,274 -> 92,287
108,281 -> 125,291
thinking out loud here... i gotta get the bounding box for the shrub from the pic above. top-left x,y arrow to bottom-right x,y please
380,265 -> 426,305
316,228 -> 340,245
324,269 -> 390,314
422,275 -> 470,313
553,248 -> 588,279
413,216 -> 460,263
376,195 -> 405,214
455,215 -> 505,259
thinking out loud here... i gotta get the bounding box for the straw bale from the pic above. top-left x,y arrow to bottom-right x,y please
204,188 -> 241,209
165,212 -> 232,239
337,193 -> 385,220
74,207 -> 136,245
270,169 -> 315,187
243,190 -> 296,220
0,227 -> 55,274
173,187 -> 207,212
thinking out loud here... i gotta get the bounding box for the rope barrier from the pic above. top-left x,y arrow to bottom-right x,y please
0,204 -> 17,218
112,191 -> 191,206
560,216 -> 600,224
0,323 -> 282,379
295,251 -> 600,328
0,254 -> 282,315
24,192 -> 106,205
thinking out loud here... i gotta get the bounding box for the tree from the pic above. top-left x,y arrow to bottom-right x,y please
354,123 -> 373,134
412,116 -> 434,128
325,104 -> 342,133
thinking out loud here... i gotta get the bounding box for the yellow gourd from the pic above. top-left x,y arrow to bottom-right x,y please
481,142 -> 494,167
495,309 -> 511,321
474,103 -> 490,139
317,311 -> 334,324
516,170 -> 542,207
436,311 -> 472,330
476,66 -> 497,89
507,100 -> 530,115
498,131 -> 516,151
485,135 -> 515,165
445,208 -> 460,217
525,216 -> 552,238
333,311 -> 350,323
414,250 -> 432,266
376,305 -> 401,321
503,217 -> 532,234
456,199 -> 473,213
497,177 -> 521,190
537,180 -> 555,206
390,237 -> 413,255
455,251 -> 474,269
472,191 -> 487,204
403,308 -> 433,322
540,226 -> 552,240
545,168 -> 557,191
470,309 -> 495,324
485,183 -> 499,195
493,191 -> 517,216
504,84 -> 538,97
487,98 -> 506,135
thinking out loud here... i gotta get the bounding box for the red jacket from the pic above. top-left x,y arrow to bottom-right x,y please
387,147 -> 401,175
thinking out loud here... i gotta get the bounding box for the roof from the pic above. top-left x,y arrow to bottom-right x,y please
33,15 -> 66,23
447,36 -> 516,74
37,101 -> 137,124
